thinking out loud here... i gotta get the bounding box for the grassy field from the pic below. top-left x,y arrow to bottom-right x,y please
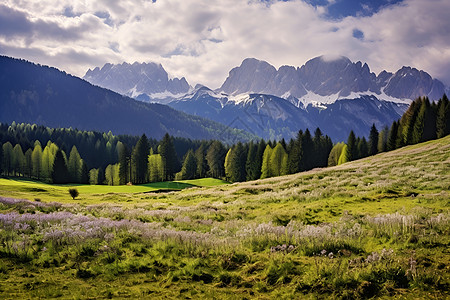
0,177 -> 229,204
0,136 -> 449,299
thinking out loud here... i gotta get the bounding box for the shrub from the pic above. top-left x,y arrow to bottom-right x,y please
68,188 -> 79,200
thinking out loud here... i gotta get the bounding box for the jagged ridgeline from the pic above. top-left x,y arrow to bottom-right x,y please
0,95 -> 448,185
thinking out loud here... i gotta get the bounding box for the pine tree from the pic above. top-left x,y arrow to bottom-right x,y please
254,139 -> 266,179
346,131 -> 357,161
269,143 -> 288,176
206,141 -> 226,178
67,146 -> 82,183
358,137 -> 369,159
260,145 -> 273,179
402,99 -> 420,145
132,134 -> 150,184
245,142 -> 259,181
378,126 -> 389,153
195,144 -> 208,178
159,133 -> 180,181
180,150 -> 197,180
13,144 -> 25,176
368,124 -> 379,156
31,143 -> 43,180
25,148 -> 33,178
287,138 -> 301,174
436,94 -> 450,138
2,142 -> 13,176
226,143 -> 246,182
117,141 -> 129,185
300,129 -> 313,171
80,159 -> 89,184
51,149 -> 69,184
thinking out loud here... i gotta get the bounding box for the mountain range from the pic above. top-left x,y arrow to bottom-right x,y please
0,56 -> 252,143
84,55 -> 448,141
84,62 -> 191,104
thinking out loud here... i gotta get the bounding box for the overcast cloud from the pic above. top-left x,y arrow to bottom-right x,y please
1,0 -> 449,88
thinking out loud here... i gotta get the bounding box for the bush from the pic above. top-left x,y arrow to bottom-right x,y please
68,188 -> 79,199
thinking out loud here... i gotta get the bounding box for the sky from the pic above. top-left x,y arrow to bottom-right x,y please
1,0 -> 450,89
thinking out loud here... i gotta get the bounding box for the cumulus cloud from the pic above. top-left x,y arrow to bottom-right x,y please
1,0 -> 449,88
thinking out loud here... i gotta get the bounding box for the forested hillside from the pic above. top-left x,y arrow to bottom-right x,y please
1,95 -> 448,185
0,56 -> 252,143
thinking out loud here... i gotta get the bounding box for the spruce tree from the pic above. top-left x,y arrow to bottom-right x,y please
180,150 -> 197,180
206,141 -> 226,178
67,146 -> 82,183
368,124 -> 379,156
287,138 -> 301,174
80,159 -> 89,184
260,145 -> 272,179
51,149 -> 69,184
269,143 -> 288,176
2,142 -> 13,176
378,126 -> 389,153
132,134 -> 150,184
300,129 -> 313,171
358,137 -> 369,159
31,143 -> 43,180
117,141 -> 129,185
195,144 -> 208,178
436,94 -> 450,138
346,130 -> 357,161
25,149 -> 33,178
159,133 -> 180,181
245,142 -> 259,181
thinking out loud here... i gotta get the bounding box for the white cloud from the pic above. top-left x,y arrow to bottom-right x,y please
1,0 -> 449,88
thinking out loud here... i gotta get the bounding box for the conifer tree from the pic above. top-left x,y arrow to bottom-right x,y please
260,145 -> 273,179
269,143 -> 288,176
402,99 -> 420,145
80,159 -> 89,184
180,150 -> 197,180
13,144 -> 25,176
195,144 -> 208,178
117,141 -> 129,185
25,149 -> 33,178
206,141 -> 226,178
132,134 -> 150,184
2,142 -> 13,176
31,143 -> 43,180
300,129 -> 313,171
51,149 -> 69,184
68,146 -> 82,183
358,137 -> 369,159
287,138 -> 301,174
159,133 -> 180,181
148,150 -> 164,182
378,126 -> 389,153
437,94 -> 450,138
226,142 -> 246,182
254,139 -> 266,179
245,142 -> 259,181
346,130 -> 357,161
368,124 -> 379,156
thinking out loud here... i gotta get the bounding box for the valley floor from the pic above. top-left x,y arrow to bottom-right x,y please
0,136 -> 449,299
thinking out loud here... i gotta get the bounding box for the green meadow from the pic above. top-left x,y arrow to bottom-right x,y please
0,136 -> 449,299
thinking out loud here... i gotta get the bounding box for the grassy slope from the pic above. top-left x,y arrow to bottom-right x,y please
0,136 -> 449,299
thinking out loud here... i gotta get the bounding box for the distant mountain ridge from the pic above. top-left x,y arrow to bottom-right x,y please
220,56 -> 446,105
0,56 -> 252,143
84,62 -> 191,104
82,55 -> 448,141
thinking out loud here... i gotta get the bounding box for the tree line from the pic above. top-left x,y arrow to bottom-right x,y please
0,95 -> 448,184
